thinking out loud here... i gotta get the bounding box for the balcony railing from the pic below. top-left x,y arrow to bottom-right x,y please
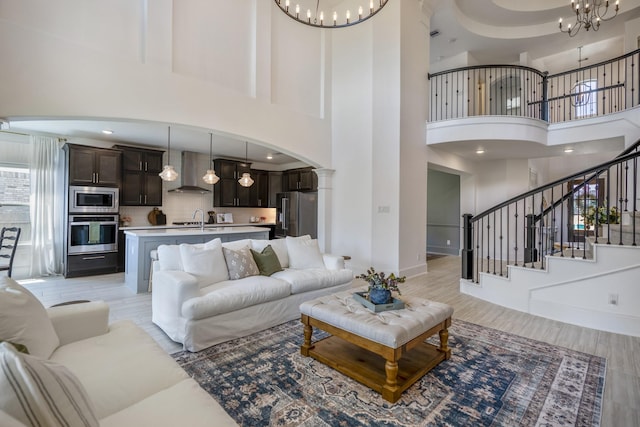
428,49 -> 640,124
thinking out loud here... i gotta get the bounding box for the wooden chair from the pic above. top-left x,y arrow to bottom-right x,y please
0,227 -> 21,277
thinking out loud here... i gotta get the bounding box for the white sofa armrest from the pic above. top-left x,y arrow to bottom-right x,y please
46,301 -> 110,346
0,410 -> 27,427
322,254 -> 345,270
152,270 -> 200,318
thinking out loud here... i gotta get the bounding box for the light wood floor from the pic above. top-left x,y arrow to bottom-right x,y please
20,256 -> 639,426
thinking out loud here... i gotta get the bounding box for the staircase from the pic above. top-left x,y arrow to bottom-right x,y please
460,141 -> 640,337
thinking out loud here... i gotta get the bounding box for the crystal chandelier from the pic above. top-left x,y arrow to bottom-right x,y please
559,0 -> 620,37
274,0 -> 389,29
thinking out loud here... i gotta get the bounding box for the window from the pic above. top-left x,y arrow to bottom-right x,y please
573,79 -> 597,118
567,178 -> 603,243
0,136 -> 31,243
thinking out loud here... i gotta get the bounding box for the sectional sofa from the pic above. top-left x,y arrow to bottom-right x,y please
152,235 -> 354,352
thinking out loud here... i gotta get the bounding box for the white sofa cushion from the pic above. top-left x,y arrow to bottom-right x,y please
272,268 -> 354,294
181,277 -> 292,320
157,245 -> 183,271
286,236 -> 324,269
99,379 -> 237,427
158,238 -> 220,271
0,342 -> 99,427
222,246 -> 259,280
0,277 -> 60,359
179,239 -> 229,287
251,239 -> 290,268
221,238 -> 252,251
49,321 -> 189,419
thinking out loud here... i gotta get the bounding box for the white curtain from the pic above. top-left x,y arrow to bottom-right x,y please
29,136 -> 65,276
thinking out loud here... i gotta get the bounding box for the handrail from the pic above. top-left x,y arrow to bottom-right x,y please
472,148 -> 640,224
549,48 -> 640,78
534,138 -> 640,223
428,64 -> 545,79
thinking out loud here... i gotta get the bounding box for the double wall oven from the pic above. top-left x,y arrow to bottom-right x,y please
66,186 -> 120,277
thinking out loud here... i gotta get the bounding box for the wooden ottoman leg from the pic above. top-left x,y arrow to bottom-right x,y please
439,326 -> 451,360
301,315 -> 313,356
382,360 -> 401,403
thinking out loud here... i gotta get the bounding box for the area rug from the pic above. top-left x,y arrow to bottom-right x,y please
172,319 -> 606,426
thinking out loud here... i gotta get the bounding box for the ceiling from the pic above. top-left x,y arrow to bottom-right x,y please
4,119 -> 299,166
3,0 -> 640,163
428,137 -> 625,161
430,0 -> 640,71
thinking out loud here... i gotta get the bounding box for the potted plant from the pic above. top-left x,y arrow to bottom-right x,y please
357,267 -> 406,304
583,204 -> 620,228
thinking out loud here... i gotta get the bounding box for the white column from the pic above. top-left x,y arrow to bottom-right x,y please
314,168 -> 334,253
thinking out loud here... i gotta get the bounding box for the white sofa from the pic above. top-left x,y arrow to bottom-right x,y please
0,277 -> 237,427
152,235 -> 354,352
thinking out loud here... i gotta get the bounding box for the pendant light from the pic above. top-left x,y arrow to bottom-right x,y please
237,141 -> 254,187
202,133 -> 220,185
159,126 -> 179,181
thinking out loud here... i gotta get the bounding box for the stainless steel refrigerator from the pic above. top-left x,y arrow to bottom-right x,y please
275,192 -> 317,238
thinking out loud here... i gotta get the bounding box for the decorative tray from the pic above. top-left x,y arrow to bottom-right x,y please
353,292 -> 405,313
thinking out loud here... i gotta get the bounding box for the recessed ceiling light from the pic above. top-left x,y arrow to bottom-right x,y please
476,149 -> 485,154
266,154 -> 273,160
564,148 -> 574,153
102,130 -> 114,135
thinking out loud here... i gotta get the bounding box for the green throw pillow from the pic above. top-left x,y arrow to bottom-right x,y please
0,340 -> 29,354
250,245 -> 283,276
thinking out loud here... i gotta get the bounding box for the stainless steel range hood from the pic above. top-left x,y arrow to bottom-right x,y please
168,151 -> 211,193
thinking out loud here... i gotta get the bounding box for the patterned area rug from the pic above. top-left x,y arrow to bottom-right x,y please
172,319 -> 606,426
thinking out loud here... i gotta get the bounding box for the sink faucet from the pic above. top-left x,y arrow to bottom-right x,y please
192,209 -> 205,231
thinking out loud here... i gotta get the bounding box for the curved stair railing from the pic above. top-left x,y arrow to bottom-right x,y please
462,140 -> 640,283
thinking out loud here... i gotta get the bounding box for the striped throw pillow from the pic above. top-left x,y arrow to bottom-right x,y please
0,342 -> 99,427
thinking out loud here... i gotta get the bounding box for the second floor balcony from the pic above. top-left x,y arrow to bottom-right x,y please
426,49 -> 640,155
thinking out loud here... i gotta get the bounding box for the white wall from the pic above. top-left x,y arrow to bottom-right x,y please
0,0 -> 331,167
329,1 -> 430,277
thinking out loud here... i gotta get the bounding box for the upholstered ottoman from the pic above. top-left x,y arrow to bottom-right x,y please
299,290 -> 453,403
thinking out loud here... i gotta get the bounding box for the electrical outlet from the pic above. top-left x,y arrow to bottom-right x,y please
446,240 -> 451,246
416,253 -> 420,261
608,293 -> 619,305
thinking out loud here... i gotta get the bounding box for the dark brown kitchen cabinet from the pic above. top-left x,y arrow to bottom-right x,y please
283,167 -> 316,192
268,172 -> 282,208
116,146 -> 164,206
67,144 -> 121,187
214,159 -> 252,207
250,170 -> 270,207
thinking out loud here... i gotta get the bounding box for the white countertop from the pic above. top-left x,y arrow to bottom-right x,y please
123,226 -> 271,237
120,222 -> 275,231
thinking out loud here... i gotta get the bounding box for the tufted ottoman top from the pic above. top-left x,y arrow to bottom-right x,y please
299,288 -> 454,348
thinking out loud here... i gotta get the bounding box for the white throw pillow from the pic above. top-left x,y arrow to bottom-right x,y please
179,240 -> 229,286
0,277 -> 59,359
251,239 -> 290,268
222,239 -> 252,251
286,236 -> 325,269
157,245 -> 183,271
0,342 -> 99,427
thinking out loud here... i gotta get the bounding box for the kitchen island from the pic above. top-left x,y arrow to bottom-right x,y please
124,226 -> 269,293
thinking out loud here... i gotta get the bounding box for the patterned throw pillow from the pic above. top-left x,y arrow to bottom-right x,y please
0,342 -> 99,427
222,246 -> 260,280
250,245 -> 283,276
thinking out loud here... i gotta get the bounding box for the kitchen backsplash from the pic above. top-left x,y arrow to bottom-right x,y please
119,191 -> 276,226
